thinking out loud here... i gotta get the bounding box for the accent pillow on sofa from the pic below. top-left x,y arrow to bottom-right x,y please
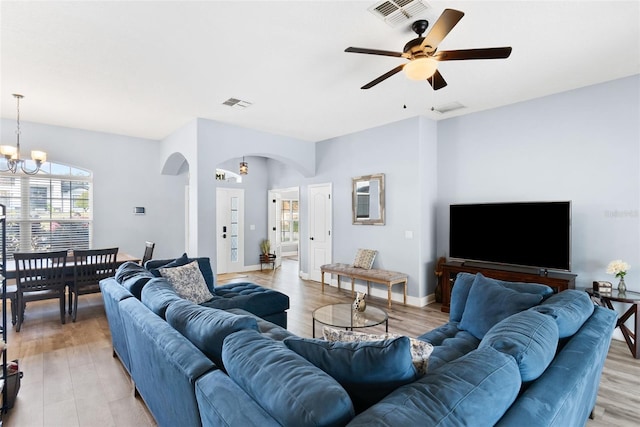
530,289 -> 594,338
323,327 -> 433,375
165,299 -> 259,369
159,260 -> 214,304
479,310 -> 558,382
459,274 -> 544,339
284,335 -> 419,412
353,249 -> 377,269
147,253 -> 216,291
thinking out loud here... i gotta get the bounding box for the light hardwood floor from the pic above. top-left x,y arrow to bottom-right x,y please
1,257 -> 639,426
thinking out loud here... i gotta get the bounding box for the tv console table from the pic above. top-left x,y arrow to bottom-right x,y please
440,261 -> 576,313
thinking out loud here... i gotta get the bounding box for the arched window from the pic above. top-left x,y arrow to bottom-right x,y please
0,163 -> 92,259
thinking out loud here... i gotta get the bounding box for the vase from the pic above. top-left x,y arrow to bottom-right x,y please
618,276 -> 627,293
353,292 -> 367,312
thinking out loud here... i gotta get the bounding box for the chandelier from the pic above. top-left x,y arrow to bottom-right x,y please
0,94 -> 47,175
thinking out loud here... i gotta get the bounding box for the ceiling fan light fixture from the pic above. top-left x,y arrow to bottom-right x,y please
404,57 -> 438,80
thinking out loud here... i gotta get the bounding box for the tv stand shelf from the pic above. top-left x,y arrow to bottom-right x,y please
440,261 -> 576,313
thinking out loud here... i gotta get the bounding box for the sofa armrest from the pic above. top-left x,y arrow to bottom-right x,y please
495,306 -> 617,427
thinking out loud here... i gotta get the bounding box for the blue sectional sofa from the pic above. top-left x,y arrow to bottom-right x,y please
101,264 -> 616,427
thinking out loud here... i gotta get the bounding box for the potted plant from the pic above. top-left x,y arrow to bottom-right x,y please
260,239 -> 271,256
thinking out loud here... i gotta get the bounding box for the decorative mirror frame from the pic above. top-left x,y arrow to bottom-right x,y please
352,173 -> 385,225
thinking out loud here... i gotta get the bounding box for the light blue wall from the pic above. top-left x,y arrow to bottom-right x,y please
269,117 -> 439,303
0,119 -> 187,259
436,75 -> 640,290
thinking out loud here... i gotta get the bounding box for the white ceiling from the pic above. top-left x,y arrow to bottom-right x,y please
1,1 -> 638,142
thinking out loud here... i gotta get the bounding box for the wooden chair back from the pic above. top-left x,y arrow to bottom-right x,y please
14,250 -> 68,293
73,247 -> 119,288
142,241 -> 155,265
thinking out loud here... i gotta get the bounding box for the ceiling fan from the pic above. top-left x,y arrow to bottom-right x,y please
345,8 -> 512,90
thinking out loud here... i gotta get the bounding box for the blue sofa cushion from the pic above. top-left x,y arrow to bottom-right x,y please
114,261 -> 147,283
165,299 -> 258,369
348,346 -> 521,426
417,323 -> 481,371
202,282 -> 290,317
459,274 -> 544,339
223,329 -> 355,427
530,289 -> 594,338
480,310 -> 558,382
140,278 -> 183,318
114,262 -> 155,299
284,336 -> 419,412
449,272 -> 477,323
146,254 -> 215,292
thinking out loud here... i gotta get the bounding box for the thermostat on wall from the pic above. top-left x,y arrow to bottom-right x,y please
133,207 -> 146,215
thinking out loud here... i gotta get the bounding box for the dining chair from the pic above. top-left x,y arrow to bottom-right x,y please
69,247 -> 118,322
13,250 -> 68,332
141,241 -> 155,266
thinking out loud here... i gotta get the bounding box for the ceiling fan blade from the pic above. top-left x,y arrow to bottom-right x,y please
420,9 -> 465,51
434,47 -> 513,61
345,47 -> 404,58
361,64 -> 405,89
427,70 -> 447,90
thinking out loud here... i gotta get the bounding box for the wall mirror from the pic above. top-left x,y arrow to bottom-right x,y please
352,173 -> 385,225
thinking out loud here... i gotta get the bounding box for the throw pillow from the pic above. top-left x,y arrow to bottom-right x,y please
458,274 -> 544,339
323,327 -> 433,375
148,253 -> 190,277
159,260 -> 214,304
479,310 -> 558,382
353,249 -> 377,269
284,335 -> 419,413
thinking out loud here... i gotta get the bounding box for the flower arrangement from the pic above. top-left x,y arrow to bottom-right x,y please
606,260 -> 630,278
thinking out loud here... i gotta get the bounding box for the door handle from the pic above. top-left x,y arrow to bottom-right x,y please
310,237 -> 314,240
223,226 -> 227,232
222,234 -> 227,239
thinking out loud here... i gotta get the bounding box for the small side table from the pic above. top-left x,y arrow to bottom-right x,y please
259,253 -> 276,271
586,288 -> 640,359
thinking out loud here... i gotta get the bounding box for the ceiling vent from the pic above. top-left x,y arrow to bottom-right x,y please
368,0 -> 430,27
431,102 -> 466,114
222,98 -> 253,109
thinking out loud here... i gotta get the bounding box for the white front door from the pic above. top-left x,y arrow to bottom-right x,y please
268,191 -> 283,268
308,183 -> 332,282
216,188 -> 245,274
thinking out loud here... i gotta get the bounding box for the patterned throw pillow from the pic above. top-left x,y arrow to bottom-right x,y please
323,327 -> 434,375
353,249 -> 377,269
159,260 -> 214,304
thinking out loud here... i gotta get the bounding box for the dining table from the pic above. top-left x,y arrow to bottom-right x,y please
2,252 -> 141,280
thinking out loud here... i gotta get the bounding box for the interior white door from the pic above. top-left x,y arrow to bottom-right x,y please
268,191 -> 282,268
308,183 -> 332,282
216,188 -> 245,274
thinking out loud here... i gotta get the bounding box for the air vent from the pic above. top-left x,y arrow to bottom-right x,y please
431,102 -> 466,114
368,0 -> 430,27
222,98 -> 253,108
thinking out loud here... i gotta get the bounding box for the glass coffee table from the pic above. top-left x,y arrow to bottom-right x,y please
312,303 -> 388,338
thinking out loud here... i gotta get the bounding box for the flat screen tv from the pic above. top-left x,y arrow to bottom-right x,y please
449,201 -> 571,271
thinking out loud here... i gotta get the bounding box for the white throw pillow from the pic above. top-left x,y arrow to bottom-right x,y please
323,327 -> 433,375
159,260 -> 214,304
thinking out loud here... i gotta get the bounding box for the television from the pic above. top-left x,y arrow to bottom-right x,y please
449,201 -> 571,272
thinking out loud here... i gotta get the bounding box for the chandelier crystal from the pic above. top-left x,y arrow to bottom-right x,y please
0,94 -> 47,175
